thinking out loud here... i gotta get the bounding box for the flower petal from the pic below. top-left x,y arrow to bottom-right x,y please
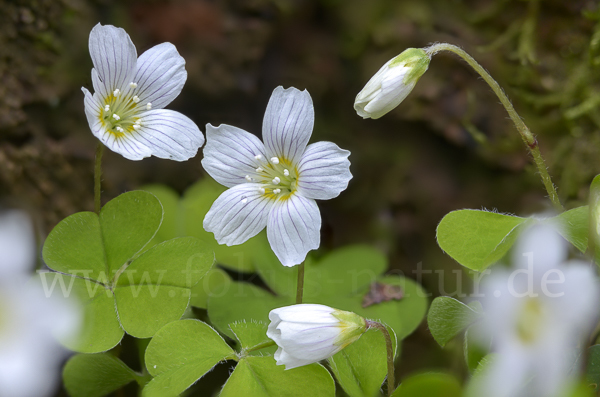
204,184 -> 274,246
132,43 -> 187,110
132,109 -> 204,161
88,23 -> 137,97
267,195 -> 321,267
297,142 -> 352,200
262,86 -> 314,164
202,123 -> 267,187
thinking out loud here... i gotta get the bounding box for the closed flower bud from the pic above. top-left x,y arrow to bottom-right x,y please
355,48 -> 431,119
266,304 -> 367,369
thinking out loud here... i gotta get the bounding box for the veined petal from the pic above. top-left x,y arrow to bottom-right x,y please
132,43 -> 186,110
274,348 -> 316,370
204,184 -> 273,246
297,142 -> 352,200
262,86 -> 314,164
202,124 -> 267,187
89,23 -> 137,96
267,195 -> 321,267
82,87 -> 103,138
133,109 -> 204,161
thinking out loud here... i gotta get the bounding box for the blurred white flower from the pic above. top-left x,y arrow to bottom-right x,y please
355,48 -> 431,119
266,304 -> 366,369
82,23 -> 204,161
202,86 -> 352,267
473,225 -> 599,397
0,211 -> 80,397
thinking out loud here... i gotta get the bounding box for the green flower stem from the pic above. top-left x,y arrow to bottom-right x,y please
424,43 -> 563,212
245,340 -> 277,354
94,142 -> 105,214
296,261 -> 305,304
366,320 -> 395,397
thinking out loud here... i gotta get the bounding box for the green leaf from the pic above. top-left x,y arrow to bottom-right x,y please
436,209 -> 531,271
463,321 -> 489,373
229,321 -> 272,351
209,245 -> 428,342
391,373 -> 462,397
208,281 -> 293,339
190,267 -> 231,309
36,273 -> 123,353
63,353 -> 138,397
220,356 -> 335,397
551,206 -> 589,253
329,327 -> 397,397
586,345 -> 600,392
143,319 -> 235,397
42,191 -> 213,351
99,190 -> 163,275
427,296 -> 483,347
141,184 -> 183,248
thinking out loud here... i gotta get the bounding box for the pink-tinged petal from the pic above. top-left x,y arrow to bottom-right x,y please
267,195 -> 321,267
88,23 -> 137,96
132,109 -> 204,161
132,43 -> 186,110
204,184 -> 273,246
297,142 -> 352,200
262,86 -> 314,164
202,124 -> 267,187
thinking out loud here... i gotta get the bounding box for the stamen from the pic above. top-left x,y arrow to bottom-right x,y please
129,82 -> 138,88
245,175 -> 252,182
146,103 -> 152,110
272,177 -> 281,185
256,167 -> 264,173
133,96 -> 140,103
113,89 -> 120,96
283,169 -> 289,176
112,114 -> 121,120
258,187 -> 265,194
273,188 -> 281,194
135,119 -> 142,125
270,157 -> 280,164
254,154 -> 263,160
104,105 -> 110,112
133,125 -> 140,130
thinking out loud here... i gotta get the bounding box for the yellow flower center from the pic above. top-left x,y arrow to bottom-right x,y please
516,297 -> 545,344
98,84 -> 150,137
248,155 -> 298,200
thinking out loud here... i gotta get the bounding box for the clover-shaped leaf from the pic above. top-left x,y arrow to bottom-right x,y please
42,191 -> 213,353
329,327 -> 397,397
391,373 -> 462,397
208,244 -> 428,342
427,297 -> 483,347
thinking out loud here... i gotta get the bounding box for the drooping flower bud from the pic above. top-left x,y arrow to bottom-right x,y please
354,48 -> 431,119
266,304 -> 367,369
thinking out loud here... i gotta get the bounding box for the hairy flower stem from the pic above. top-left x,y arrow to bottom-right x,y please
296,261 -> 305,304
94,142 -> 105,214
367,320 -> 395,396
424,43 -> 563,211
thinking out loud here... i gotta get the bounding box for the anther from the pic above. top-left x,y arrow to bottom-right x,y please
256,167 -> 264,173
133,125 -> 140,130
112,114 -> 121,120
104,105 -> 110,112
272,177 -> 281,185
113,89 -> 120,96
245,175 -> 252,182
270,157 -> 280,164
133,96 -> 140,103
146,103 -> 152,110
273,188 -> 281,194
258,187 -> 265,194
283,169 -> 289,176
254,154 -> 263,160
129,82 -> 138,88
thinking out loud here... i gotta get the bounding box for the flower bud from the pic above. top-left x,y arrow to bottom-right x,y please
354,48 -> 431,119
266,304 -> 367,369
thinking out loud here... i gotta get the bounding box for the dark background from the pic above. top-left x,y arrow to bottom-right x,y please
1,0 -> 599,394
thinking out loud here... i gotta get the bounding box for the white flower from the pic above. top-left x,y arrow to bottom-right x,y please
0,211 -> 80,397
355,48 -> 430,119
202,86 -> 352,267
473,225 -> 599,397
266,304 -> 366,369
82,23 -> 204,161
